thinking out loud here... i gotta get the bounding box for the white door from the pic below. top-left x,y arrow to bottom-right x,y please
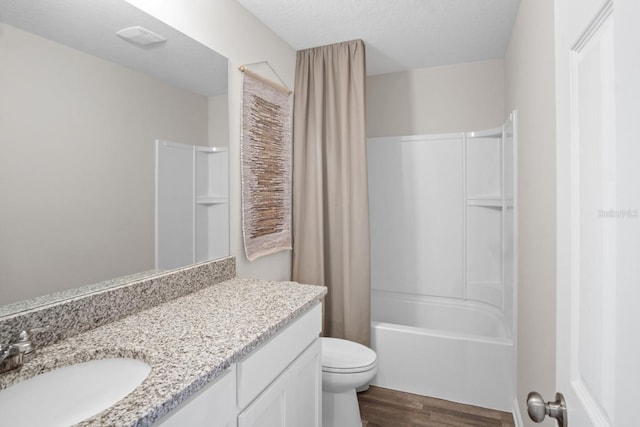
554,0 -> 640,426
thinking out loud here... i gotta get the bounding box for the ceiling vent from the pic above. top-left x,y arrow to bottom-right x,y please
116,26 -> 166,46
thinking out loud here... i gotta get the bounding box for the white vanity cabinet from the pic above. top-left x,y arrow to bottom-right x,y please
154,303 -> 322,427
237,340 -> 321,427
237,303 -> 322,427
237,313 -> 322,427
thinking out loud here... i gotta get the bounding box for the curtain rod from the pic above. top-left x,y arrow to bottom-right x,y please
239,65 -> 292,95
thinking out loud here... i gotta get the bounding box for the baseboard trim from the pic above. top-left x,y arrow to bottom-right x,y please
513,397 -> 525,427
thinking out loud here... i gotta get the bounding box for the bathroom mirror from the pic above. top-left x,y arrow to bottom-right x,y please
0,0 -> 230,314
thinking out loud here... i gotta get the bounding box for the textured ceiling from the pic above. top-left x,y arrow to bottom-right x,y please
236,0 -> 521,75
0,0 -> 228,96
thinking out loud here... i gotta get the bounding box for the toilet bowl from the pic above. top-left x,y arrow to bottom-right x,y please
321,337 -> 377,427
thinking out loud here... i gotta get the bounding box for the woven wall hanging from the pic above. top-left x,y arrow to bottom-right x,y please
240,68 -> 292,261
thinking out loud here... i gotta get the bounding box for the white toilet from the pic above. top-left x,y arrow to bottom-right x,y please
321,337 -> 378,427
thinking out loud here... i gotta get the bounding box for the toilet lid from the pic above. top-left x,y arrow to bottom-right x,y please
321,337 -> 377,374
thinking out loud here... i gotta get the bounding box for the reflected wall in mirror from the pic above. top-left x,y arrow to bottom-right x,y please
0,0 -> 230,311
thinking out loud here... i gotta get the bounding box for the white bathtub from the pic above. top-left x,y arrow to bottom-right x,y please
370,291 -> 514,411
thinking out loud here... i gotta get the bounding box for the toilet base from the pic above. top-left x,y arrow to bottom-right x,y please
356,383 -> 370,392
322,389 -> 362,427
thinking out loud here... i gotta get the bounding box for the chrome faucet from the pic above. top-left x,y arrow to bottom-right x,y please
0,330 -> 38,374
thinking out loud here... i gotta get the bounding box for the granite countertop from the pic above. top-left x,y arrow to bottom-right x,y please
0,278 -> 327,427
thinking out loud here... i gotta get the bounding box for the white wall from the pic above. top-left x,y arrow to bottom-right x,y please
0,24 -> 209,304
504,0 -> 557,424
125,0 -> 295,280
366,59 -> 505,137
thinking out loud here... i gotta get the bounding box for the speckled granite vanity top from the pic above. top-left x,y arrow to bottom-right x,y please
0,278 -> 326,426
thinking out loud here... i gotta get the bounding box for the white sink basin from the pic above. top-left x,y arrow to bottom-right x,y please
0,358 -> 151,426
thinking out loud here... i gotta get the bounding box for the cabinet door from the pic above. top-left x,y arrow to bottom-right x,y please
237,375 -> 286,427
286,339 -> 321,427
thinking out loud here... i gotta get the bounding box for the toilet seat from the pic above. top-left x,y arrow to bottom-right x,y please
321,337 -> 377,374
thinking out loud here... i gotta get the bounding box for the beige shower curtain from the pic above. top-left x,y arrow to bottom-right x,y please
292,40 -> 370,346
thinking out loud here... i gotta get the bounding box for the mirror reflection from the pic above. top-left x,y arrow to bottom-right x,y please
0,0 -> 230,311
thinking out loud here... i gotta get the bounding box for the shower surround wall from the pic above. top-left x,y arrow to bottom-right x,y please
367,113 -> 516,411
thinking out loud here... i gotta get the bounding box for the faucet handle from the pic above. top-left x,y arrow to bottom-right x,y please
13,326 -> 49,357
23,326 -> 49,337
12,331 -> 35,355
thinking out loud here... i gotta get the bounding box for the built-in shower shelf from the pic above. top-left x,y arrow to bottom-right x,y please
466,280 -> 502,288
196,196 -> 228,205
156,140 -> 229,269
466,197 -> 503,207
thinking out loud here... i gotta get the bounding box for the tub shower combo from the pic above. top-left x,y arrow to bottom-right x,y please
367,113 -> 517,411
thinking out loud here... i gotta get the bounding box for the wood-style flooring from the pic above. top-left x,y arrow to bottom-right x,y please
358,386 -> 515,427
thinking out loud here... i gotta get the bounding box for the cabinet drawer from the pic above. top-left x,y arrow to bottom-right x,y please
237,303 -> 322,409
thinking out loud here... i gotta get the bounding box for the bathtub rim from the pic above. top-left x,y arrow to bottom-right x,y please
371,290 -> 513,345
371,320 -> 513,346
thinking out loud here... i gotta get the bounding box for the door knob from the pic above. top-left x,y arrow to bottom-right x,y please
527,391 -> 567,427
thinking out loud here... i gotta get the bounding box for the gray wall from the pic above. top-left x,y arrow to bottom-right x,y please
366,59 -> 505,137
209,94 -> 230,148
504,0 -> 557,423
0,23 -> 209,304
